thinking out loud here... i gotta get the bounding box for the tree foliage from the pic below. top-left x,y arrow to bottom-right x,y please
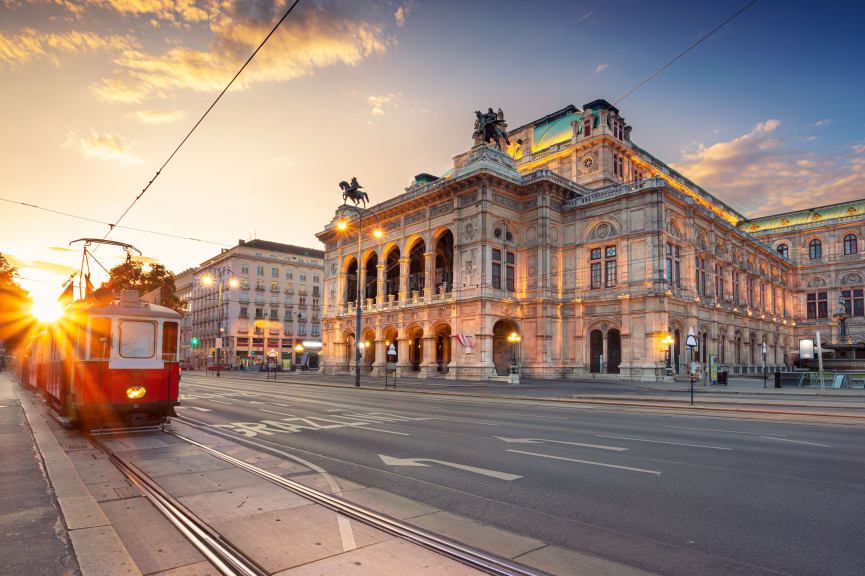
103,261 -> 185,313
0,253 -> 32,351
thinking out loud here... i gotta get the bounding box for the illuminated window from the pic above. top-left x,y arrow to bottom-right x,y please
844,234 -> 857,255
809,239 -> 822,259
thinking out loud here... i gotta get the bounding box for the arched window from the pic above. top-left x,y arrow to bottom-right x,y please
808,239 -> 822,260
776,243 -> 788,258
843,234 -> 857,255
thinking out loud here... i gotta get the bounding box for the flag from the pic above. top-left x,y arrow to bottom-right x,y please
57,281 -> 74,307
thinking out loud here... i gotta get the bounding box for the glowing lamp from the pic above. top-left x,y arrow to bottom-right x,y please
507,332 -> 521,343
229,278 -> 239,288
201,275 -> 214,286
295,344 -> 304,352
336,221 -> 348,231
126,385 -> 146,400
373,229 -> 383,239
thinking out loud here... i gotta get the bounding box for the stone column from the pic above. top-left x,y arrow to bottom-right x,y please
336,274 -> 346,308
396,336 -> 412,377
419,334 -> 438,378
399,258 -> 410,303
371,338 -> 386,376
376,264 -> 385,305
424,252 -> 436,299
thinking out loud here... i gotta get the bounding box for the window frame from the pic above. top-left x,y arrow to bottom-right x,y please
118,320 -> 157,359
808,239 -> 822,260
843,234 -> 857,255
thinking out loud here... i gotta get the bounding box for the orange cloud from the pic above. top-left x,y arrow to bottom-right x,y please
65,130 -> 143,163
672,120 -> 865,217
91,3 -> 389,103
0,28 -> 131,67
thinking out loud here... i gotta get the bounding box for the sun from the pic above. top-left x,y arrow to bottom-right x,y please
30,299 -> 64,323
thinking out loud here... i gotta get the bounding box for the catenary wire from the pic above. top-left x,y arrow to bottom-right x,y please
0,196 -> 231,246
98,0 -> 303,243
613,0 -> 758,107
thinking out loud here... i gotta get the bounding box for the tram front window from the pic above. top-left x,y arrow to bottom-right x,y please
162,322 -> 179,361
89,318 -> 111,359
119,320 -> 156,358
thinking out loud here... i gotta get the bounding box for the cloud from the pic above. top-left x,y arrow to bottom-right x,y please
47,246 -> 78,253
90,3 -> 389,103
0,28 -> 131,67
133,109 -> 187,124
807,118 -> 831,128
32,260 -> 79,275
394,2 -> 410,27
671,119 -> 865,217
65,130 -> 143,163
6,0 -> 211,24
578,11 -> 592,22
595,63 -> 608,72
367,92 -> 400,116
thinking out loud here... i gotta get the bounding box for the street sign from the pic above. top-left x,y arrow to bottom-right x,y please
215,337 -> 223,349
685,327 -> 698,349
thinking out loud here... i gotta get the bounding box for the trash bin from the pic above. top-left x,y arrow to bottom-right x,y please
718,370 -> 728,386
774,371 -> 782,388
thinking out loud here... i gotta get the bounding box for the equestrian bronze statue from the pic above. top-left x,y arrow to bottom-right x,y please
473,107 -> 510,150
339,177 -> 369,206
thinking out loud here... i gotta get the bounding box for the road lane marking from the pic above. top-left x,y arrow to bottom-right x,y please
494,437 -> 627,452
324,408 -> 345,412
273,403 -> 294,408
259,409 -> 297,417
337,515 -> 356,551
507,449 -> 661,475
664,425 -> 786,437
595,435 -> 732,451
176,406 -> 212,412
760,436 -> 830,448
355,426 -> 410,436
494,412 -> 570,420
378,454 -> 521,481
431,417 -> 499,426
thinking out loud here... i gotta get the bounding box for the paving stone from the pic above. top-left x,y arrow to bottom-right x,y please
516,544 -> 658,576
101,496 -> 205,575
87,479 -> 138,502
149,561 -> 221,576
68,524 -> 141,576
154,467 -> 264,497
274,537 -> 484,576
113,435 -> 181,451
212,504 -> 392,574
408,511 -> 545,559
340,487 -> 437,520
73,458 -> 128,485
130,452 -> 237,478
57,495 -> 111,530
178,480 -> 310,523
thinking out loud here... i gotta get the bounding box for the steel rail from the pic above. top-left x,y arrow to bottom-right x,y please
89,436 -> 268,576
167,424 -> 549,576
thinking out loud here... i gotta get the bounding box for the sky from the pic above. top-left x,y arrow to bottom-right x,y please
1,0 -> 864,305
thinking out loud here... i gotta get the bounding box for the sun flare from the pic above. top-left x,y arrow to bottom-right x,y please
30,299 -> 64,323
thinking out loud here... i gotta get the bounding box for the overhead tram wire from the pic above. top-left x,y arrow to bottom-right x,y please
612,0 -> 758,108
0,196 -> 231,247
97,0 -> 303,245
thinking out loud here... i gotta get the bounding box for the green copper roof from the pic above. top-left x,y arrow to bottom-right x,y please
532,112 -> 579,152
740,199 -> 865,232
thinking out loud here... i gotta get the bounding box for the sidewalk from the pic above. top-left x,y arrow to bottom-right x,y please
0,373 -> 80,575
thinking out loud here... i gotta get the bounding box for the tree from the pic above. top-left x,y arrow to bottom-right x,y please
0,253 -> 32,352
103,261 -> 186,313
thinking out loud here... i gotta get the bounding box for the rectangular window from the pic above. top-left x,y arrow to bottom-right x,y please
300,272 -> 306,282
732,271 -> 740,303
591,248 -> 601,260
605,260 -> 617,287
119,320 -> 156,358
241,265 -> 249,274
313,275 -> 319,283
760,282 -> 766,309
272,268 -> 278,277
591,262 -> 601,289
257,266 -> 263,276
842,290 -> 852,315
492,263 -> 501,289
605,246 -> 616,258
298,325 -> 306,335
89,317 -> 112,359
817,291 -> 828,318
696,257 -> 706,296
161,321 -> 178,361
854,289 -> 864,317
584,118 -> 592,137
271,281 -> 279,292
747,277 -> 754,307
506,265 -> 515,292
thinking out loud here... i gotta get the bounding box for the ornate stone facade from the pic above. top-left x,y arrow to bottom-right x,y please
316,99 -> 860,380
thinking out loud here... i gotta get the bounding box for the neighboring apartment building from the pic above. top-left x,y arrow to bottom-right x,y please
185,239 -> 325,367
174,267 -> 196,363
316,99 -> 862,380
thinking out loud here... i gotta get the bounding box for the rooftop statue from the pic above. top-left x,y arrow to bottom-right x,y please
473,107 -> 510,150
339,177 -> 369,206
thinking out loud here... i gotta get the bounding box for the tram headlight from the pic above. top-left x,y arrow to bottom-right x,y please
126,385 -> 146,400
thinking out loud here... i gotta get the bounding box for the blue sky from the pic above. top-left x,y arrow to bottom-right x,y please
1,0 -> 863,300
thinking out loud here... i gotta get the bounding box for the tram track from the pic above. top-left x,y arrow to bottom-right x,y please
90,417 -> 548,576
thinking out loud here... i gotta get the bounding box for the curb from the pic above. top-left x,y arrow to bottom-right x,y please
635,385 -> 865,398
571,395 -> 865,410
183,373 -> 865,420
15,385 -> 141,576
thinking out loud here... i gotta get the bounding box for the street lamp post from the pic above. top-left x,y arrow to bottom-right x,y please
507,331 -> 521,384
662,333 -> 674,377
336,179 -> 381,388
762,340 -> 767,388
201,268 -> 238,378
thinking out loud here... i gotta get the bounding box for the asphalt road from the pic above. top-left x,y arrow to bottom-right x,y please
175,373 -> 865,576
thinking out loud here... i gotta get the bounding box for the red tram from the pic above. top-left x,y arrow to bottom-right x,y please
22,289 -> 181,428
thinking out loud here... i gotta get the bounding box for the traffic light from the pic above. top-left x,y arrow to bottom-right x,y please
191,337 -> 199,346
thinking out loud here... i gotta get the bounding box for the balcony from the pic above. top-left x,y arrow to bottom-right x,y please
255,287 -> 265,292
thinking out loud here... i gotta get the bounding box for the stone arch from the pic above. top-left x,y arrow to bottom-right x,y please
842,273 -> 863,285
433,229 -> 454,294
407,237 -> 427,293
807,276 -> 827,288
343,255 -> 358,304
666,217 -> 682,239
404,324 -> 424,371
382,243 -> 401,298
363,250 -> 378,301
584,319 -> 623,374
584,217 -> 622,242
342,330 -> 356,368
696,232 -> 708,251
491,220 -> 519,244
404,233 -> 427,255
382,326 -> 399,360
431,321 -> 452,373
492,319 -> 521,376
361,328 -> 376,369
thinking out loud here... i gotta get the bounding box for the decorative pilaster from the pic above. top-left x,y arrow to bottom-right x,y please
423,252 -> 435,298
399,258 -> 410,303
376,264 -> 385,305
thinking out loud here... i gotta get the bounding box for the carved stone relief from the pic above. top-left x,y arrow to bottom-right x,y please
842,273 -> 863,285
807,277 -> 826,288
